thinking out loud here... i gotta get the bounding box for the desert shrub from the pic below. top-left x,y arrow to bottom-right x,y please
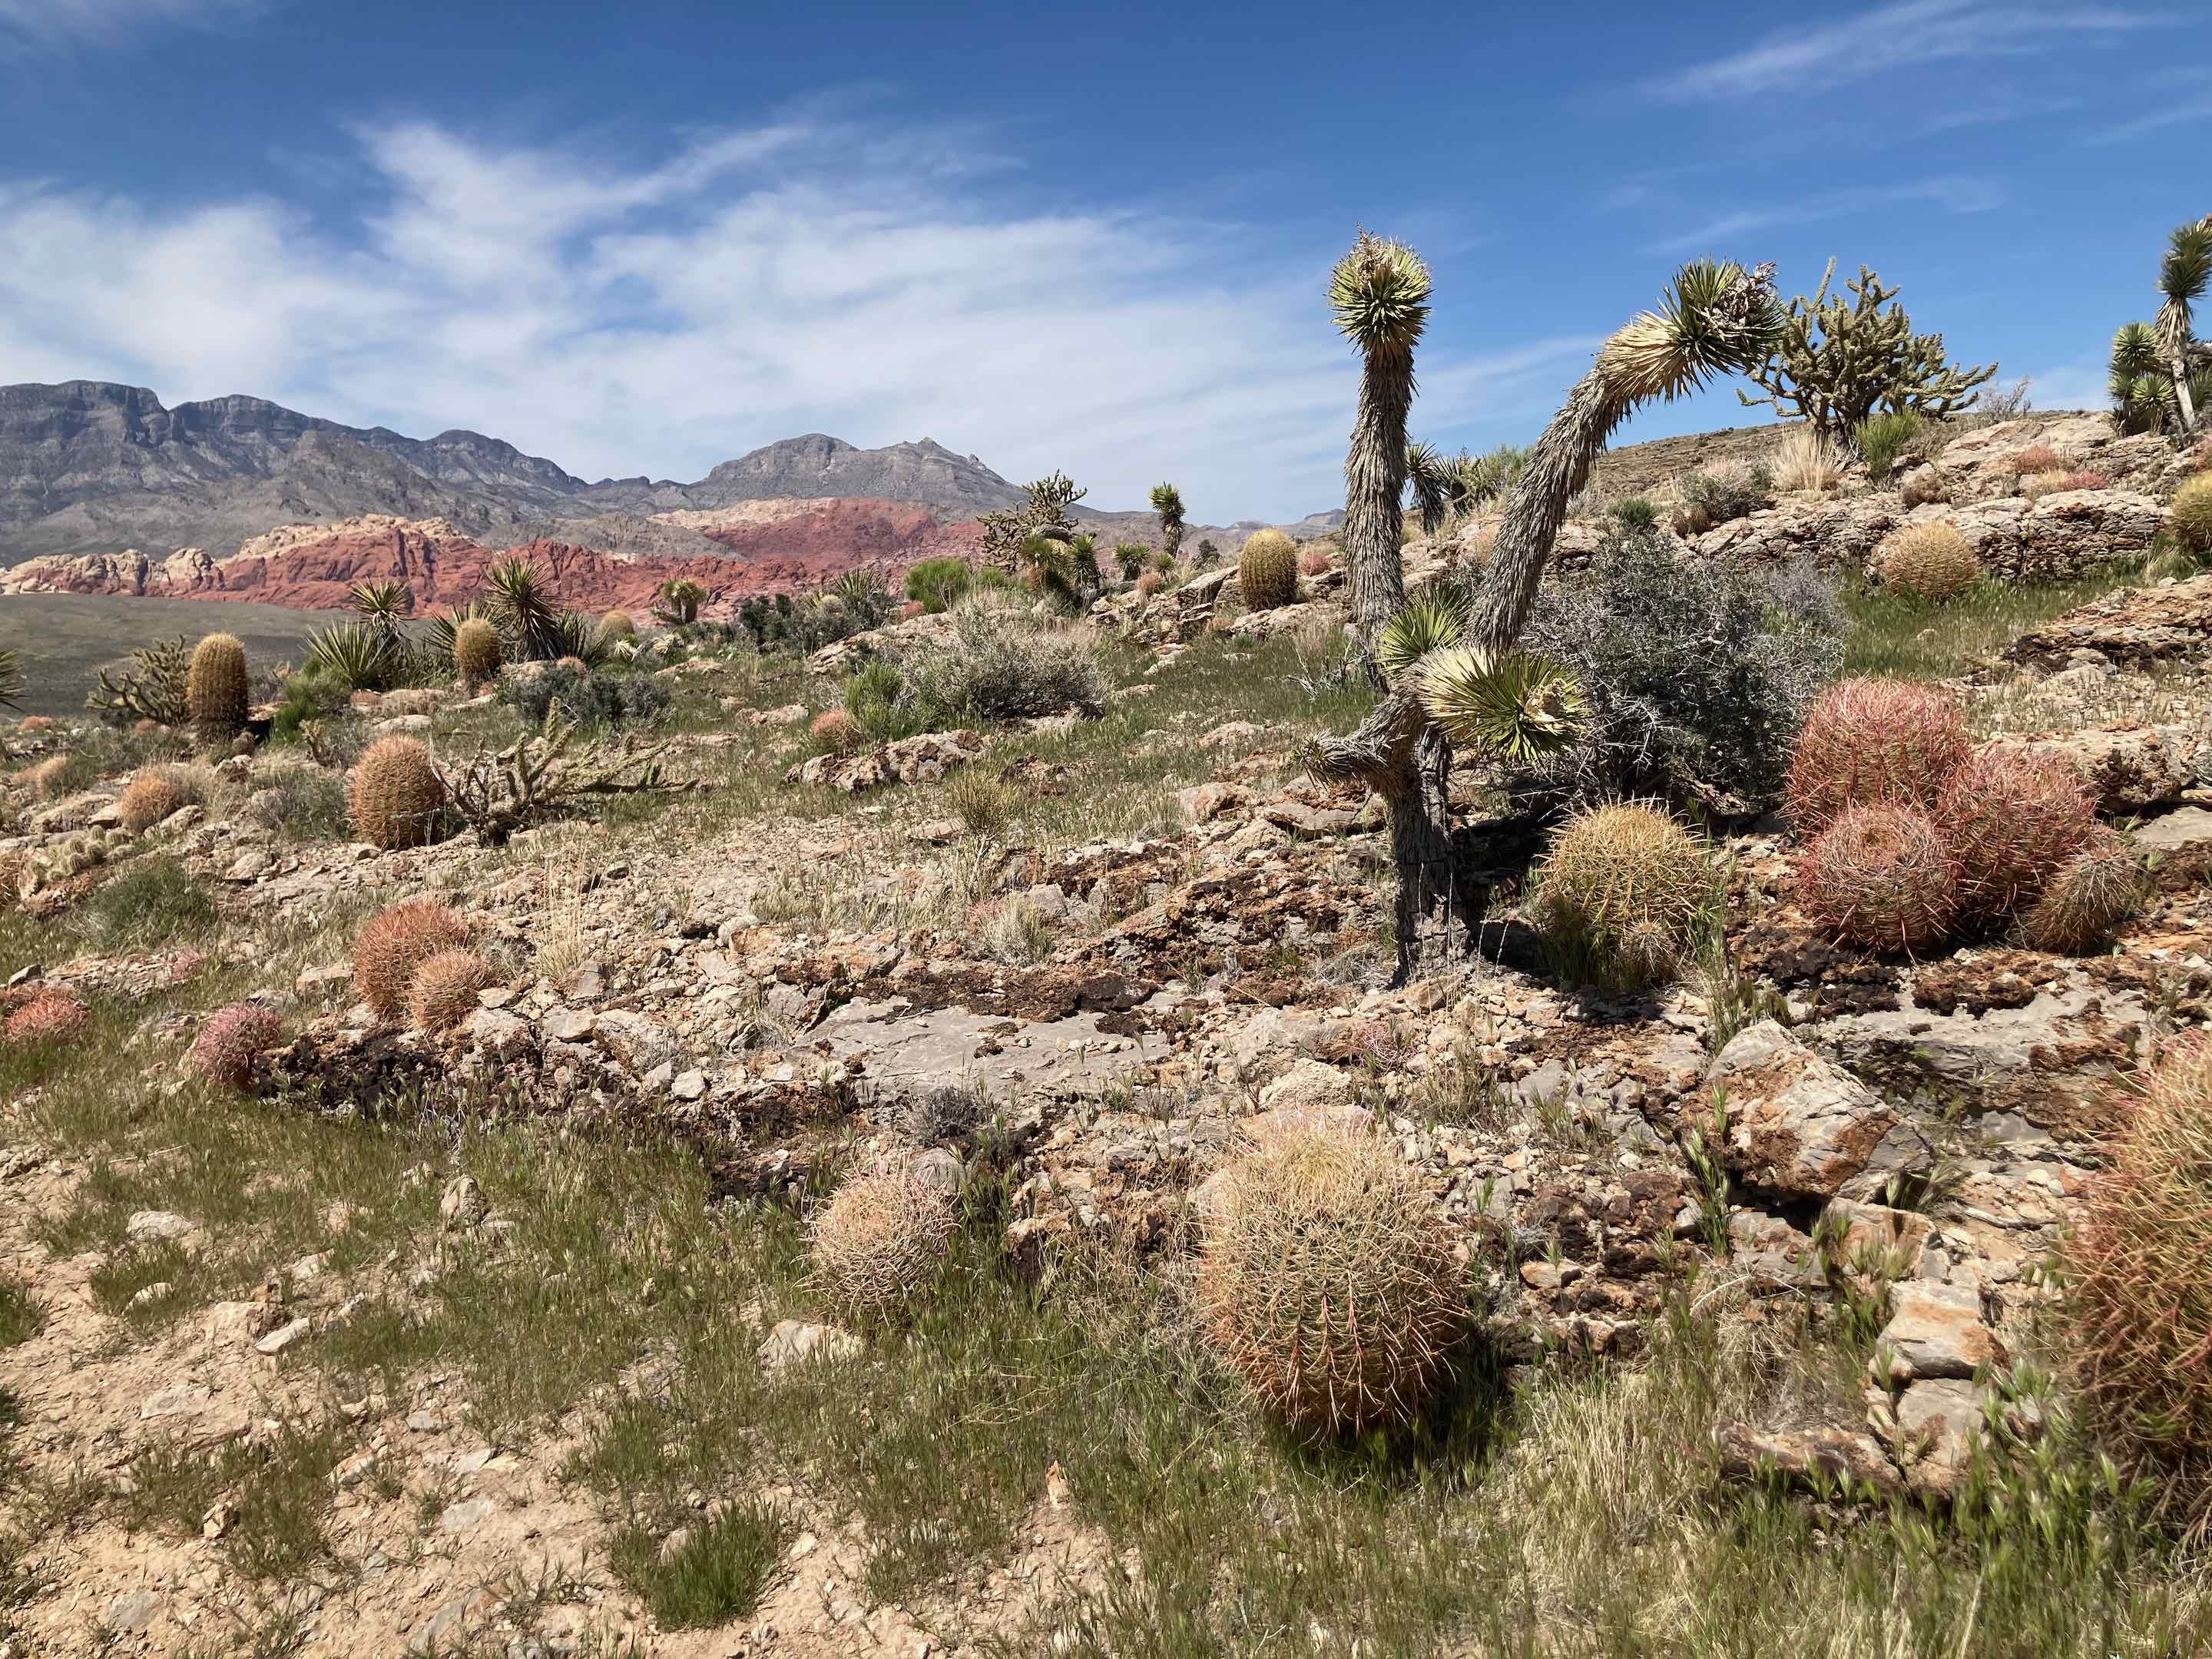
906,557 -> 973,614
841,661 -> 911,740
187,634 -> 249,746
945,770 -> 1018,839
2065,1039 -> 2212,1527
353,899 -> 470,1022
243,764 -> 349,840
1785,677 -> 1972,835
1771,426 -> 1840,492
498,663 -> 670,730
2021,469 -> 2076,502
899,601 -> 1104,724
1899,469 -> 1951,508
270,666 -> 350,743
116,774 -> 186,835
2018,829 -> 2144,953
189,1002 -> 284,1091
1299,545 -> 1333,577
5,990 -> 88,1045
2171,474 -> 2212,555
1879,521 -> 1980,601
735,581 -> 894,655
1796,803 -> 1961,952
810,1164 -> 956,1320
1609,498 -> 1659,532
608,1499 -> 786,1631
811,709 -> 861,752
349,737 -> 447,850
1937,745 -> 2097,922
1515,525 -> 1842,812
407,948 -> 496,1033
24,756 -> 71,799
1238,529 -> 1298,611
82,857 -> 214,949
896,600 -> 926,621
2004,443 -> 2066,479
1533,803 -> 1717,991
1679,461 -> 1773,527
1135,569 -> 1164,598
1853,411 -> 1923,482
1197,1128 -> 1465,1437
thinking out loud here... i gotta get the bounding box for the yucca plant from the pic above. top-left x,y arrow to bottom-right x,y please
1330,230 -> 1432,661
654,578 -> 705,626
2157,217 -> 2210,435
486,555 -> 563,660
1148,482 -> 1186,566
351,578 -> 413,639
547,609 -> 612,668
1405,441 -> 1452,536
303,621 -> 400,693
0,646 -> 21,709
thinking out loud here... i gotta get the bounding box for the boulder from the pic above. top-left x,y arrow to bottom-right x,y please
1707,1022 -> 1930,1200
1874,1280 -> 2007,1383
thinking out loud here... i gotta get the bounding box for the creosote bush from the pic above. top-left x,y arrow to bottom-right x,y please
349,736 -> 447,850
1786,677 -> 1972,835
1879,521 -> 1980,602
899,600 -> 1104,724
116,773 -> 186,835
1533,802 -> 1716,991
189,1002 -> 285,1092
408,948 -> 497,1034
187,633 -> 250,747
2065,1038 -> 2212,1528
1237,529 -> 1298,611
2172,473 -> 2212,555
2017,829 -> 2144,954
810,1164 -> 956,1320
1199,1128 -> 1466,1437
1937,744 -> 2096,922
1796,802 -> 1961,953
5,990 -> 88,1045
353,899 -> 470,1023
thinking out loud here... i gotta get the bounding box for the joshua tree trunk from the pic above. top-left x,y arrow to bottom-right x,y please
1344,350 -> 1413,665
1466,366 -> 1623,653
2171,353 -> 2201,435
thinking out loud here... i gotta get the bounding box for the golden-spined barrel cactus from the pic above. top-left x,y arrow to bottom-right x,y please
810,1164 -> 956,1320
1237,528 -> 1298,611
2173,472 -> 2212,555
349,736 -> 447,850
1879,521 -> 1979,601
1197,1128 -> 1465,1437
1533,802 -> 1715,989
116,773 -> 186,835
187,634 -> 249,745
352,899 -> 470,1022
454,618 -> 502,689
408,948 -> 497,1033
600,608 -> 637,641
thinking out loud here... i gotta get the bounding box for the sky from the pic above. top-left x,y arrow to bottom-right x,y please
0,0 -> 2204,522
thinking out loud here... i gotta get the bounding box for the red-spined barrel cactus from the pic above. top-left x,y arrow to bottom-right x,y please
408,949 -> 496,1034
5,989 -> 88,1045
353,899 -> 470,1022
2018,829 -> 2145,954
349,737 -> 447,850
116,774 -> 186,836
1786,677 -> 1971,836
190,1002 -> 285,1091
1796,802 -> 1962,953
1937,744 -> 2096,922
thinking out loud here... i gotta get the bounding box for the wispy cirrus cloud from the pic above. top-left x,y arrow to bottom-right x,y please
1639,177 -> 2006,257
2087,78 -> 2212,143
0,0 -> 263,54
0,117 -> 1593,518
1648,0 -> 2174,101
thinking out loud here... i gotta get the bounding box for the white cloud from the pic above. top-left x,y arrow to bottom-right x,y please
0,0 -> 260,52
1640,177 -> 2006,257
0,119 -> 1600,520
2088,91 -> 2212,144
1651,0 -> 2173,101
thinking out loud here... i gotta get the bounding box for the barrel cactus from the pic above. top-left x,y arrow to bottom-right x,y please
189,1002 -> 285,1092
187,634 -> 250,747
5,989 -> 88,1045
600,609 -> 637,641
349,737 -> 447,850
1880,521 -> 1979,601
408,948 -> 497,1034
1936,744 -> 2097,922
1786,677 -> 1972,836
2018,830 -> 2145,953
810,1164 -> 956,1320
116,773 -> 187,836
811,709 -> 860,753
1796,802 -> 1962,952
1238,529 -> 1298,611
1533,802 -> 1717,989
2174,472 -> 2212,555
353,899 -> 471,1022
1198,1128 -> 1465,1437
454,618 -> 503,690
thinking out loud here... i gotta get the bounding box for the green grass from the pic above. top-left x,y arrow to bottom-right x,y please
1841,565 -> 2143,681
78,856 -> 217,952
0,1279 -> 41,1349
607,1499 -> 789,1629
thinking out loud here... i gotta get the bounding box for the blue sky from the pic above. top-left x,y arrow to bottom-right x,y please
0,0 -> 2204,521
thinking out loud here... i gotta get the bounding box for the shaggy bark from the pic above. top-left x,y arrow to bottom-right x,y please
1343,346 -> 1415,667
1467,366 -> 1622,654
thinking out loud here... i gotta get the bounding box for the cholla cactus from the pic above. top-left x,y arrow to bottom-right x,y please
1238,529 -> 1298,611
1786,677 -> 1971,836
1937,744 -> 2097,922
1796,803 -> 1962,953
1879,522 -> 1980,601
349,736 -> 447,849
810,1164 -> 956,1320
2018,829 -> 2145,953
1197,1128 -> 1465,1436
116,773 -> 186,835
454,618 -> 502,690
5,989 -> 88,1045
1534,802 -> 1716,989
187,634 -> 249,747
190,1002 -> 285,1091
353,899 -> 470,1022
408,949 -> 497,1033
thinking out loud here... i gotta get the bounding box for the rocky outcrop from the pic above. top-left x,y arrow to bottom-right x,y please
1694,488 -> 2165,581
2003,575 -> 2212,672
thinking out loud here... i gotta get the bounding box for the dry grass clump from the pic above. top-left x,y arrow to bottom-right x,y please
1197,1128 -> 1466,1437
945,770 -> 1018,839
2003,443 -> 2066,481
116,773 -> 187,835
2172,472 -> 2212,555
349,737 -> 446,849
1533,802 -> 1715,991
2058,469 -> 2111,493
353,899 -> 471,1022
1879,522 -> 1979,601
1786,677 -> 1972,836
189,1002 -> 285,1091
1299,545 -> 1333,577
810,1164 -> 956,1320
2018,829 -> 2145,953
2020,469 -> 2075,502
1796,803 -> 1962,953
1770,426 -> 1839,493
1135,569 -> 1164,598
408,948 -> 497,1033
810,709 -> 860,752
1238,529 -> 1298,611
2065,1040 -> 2212,1528
26,756 -> 71,800
5,989 -> 88,1045
1937,744 -> 2097,922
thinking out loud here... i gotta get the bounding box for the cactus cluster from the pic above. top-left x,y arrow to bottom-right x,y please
454,618 -> 503,690
2174,473 -> 2212,555
1197,1128 -> 1465,1437
1534,802 -> 1716,989
353,899 -> 472,1023
809,1164 -> 956,1320
187,633 -> 250,747
116,773 -> 186,836
2064,1038 -> 2212,1527
1237,529 -> 1298,611
1796,803 -> 1962,952
189,1002 -> 285,1092
349,736 -> 448,849
1879,522 -> 1979,601
1786,677 -> 1972,835
1937,746 -> 2097,920
408,949 -> 496,1034
2017,830 -> 2145,953
5,989 -> 88,1045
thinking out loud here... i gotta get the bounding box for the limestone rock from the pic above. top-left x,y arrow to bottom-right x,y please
757,1318 -> 862,1376
1707,1022 -> 1930,1200
1875,1280 -> 2007,1383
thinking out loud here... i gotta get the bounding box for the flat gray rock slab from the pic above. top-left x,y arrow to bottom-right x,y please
816,996 -> 1166,1099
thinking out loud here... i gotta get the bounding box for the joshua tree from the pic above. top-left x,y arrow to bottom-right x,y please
979,472 -> 1084,572
2156,216 -> 2210,435
1405,442 -> 1452,537
654,578 -> 706,626
1311,259 -> 1784,984
1331,231 -> 1431,663
1149,482 -> 1186,566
